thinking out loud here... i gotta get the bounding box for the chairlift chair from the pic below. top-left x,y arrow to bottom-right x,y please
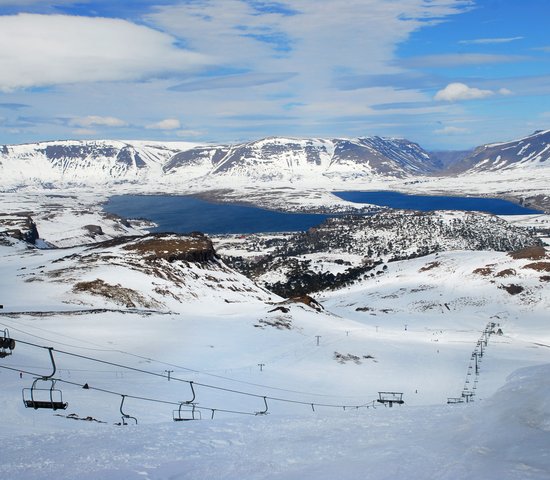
22,378 -> 68,410
173,402 -> 201,421
0,329 -> 15,358
377,392 -> 404,407
173,382 -> 201,421
255,396 -> 269,416
119,395 -> 138,425
22,347 -> 68,410
461,391 -> 475,403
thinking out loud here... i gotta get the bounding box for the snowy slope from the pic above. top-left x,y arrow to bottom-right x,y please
0,135 -> 438,189
0,139 -> 199,188
0,363 -> 549,479
0,232 -> 274,313
0,191 -> 154,248
165,136 -> 435,182
449,129 -> 550,173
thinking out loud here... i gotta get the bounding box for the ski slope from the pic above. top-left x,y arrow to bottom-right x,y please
1,234 -> 549,478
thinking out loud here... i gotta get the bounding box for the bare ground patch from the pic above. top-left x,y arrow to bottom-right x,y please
523,262 -> 550,272
508,246 -> 548,260
334,352 -> 376,365
499,284 -> 524,295
73,278 -> 161,308
496,268 -> 516,277
122,234 -> 215,263
254,317 -> 292,330
419,261 -> 440,272
473,266 -> 494,276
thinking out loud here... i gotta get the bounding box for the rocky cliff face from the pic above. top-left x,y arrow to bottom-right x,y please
0,214 -> 40,244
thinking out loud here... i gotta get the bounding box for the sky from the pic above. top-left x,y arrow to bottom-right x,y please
0,0 -> 548,150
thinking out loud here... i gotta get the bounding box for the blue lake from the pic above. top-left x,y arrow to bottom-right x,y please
104,192 -> 541,235
104,195 -> 331,235
333,191 -> 541,215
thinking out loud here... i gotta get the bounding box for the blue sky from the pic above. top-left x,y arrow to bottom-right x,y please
0,0 -> 548,149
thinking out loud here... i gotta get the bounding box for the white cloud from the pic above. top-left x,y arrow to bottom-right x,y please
147,1 -> 472,93
434,83 -> 514,102
143,0 -> 474,140
434,126 -> 468,135
459,36 -> 523,45
69,115 -> 127,128
435,83 -> 495,102
170,73 -> 297,92
0,14 -> 209,92
146,118 -> 181,130
1,1 -> 486,147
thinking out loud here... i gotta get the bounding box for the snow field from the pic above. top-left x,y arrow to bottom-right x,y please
1,364 -> 549,479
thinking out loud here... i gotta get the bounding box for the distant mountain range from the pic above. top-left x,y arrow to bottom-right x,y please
1,130 -> 548,188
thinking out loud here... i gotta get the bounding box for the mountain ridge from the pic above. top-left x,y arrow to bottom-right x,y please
1,130 -> 548,189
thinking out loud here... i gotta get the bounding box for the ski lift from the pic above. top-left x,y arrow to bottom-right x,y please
173,402 -> 201,421
376,392 -> 404,407
22,347 -> 68,410
173,382 -> 201,421
0,328 -> 15,358
447,397 -> 464,404
119,395 -> 137,425
462,392 -> 475,403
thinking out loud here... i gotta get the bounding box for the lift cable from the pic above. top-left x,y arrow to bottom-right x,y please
10,337 -> 375,410
0,363 -> 256,417
0,321 -> 369,400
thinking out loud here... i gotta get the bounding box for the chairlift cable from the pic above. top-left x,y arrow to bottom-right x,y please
10,337 -> 375,410
1,321 -> 369,400
0,363 -> 256,417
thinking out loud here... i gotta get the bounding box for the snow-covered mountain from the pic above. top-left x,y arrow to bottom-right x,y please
1,132 -> 549,190
448,129 -> 550,174
0,139 -> 198,187
0,136 -> 439,188
163,136 -> 437,181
